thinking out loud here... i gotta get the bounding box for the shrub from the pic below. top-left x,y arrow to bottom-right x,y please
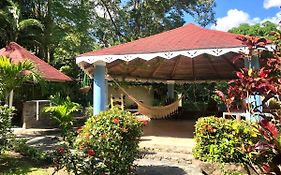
0,105 -> 14,154
53,108 -> 144,175
193,116 -> 261,163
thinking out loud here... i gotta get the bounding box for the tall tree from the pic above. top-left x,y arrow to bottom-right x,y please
229,21 -> 278,38
92,0 -> 216,46
0,0 -> 43,48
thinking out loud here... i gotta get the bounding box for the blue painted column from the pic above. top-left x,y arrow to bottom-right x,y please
244,55 -> 262,121
93,62 -> 106,115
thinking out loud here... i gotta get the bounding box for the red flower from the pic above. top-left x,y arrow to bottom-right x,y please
113,118 -> 120,124
77,127 -> 83,134
87,149 -> 95,156
57,147 -> 65,155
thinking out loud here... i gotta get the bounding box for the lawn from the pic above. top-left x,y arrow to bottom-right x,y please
0,151 -> 52,175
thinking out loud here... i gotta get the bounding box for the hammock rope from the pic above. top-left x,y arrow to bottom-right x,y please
108,75 -> 183,119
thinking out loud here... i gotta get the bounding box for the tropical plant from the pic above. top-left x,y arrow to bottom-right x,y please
43,94 -> 81,142
0,56 -> 40,107
0,0 -> 43,46
214,30 -> 281,174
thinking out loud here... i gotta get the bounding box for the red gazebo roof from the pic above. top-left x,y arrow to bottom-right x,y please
0,42 -> 72,82
76,23 -> 274,82
80,23 -> 243,57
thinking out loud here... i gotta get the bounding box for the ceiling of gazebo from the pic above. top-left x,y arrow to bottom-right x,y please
79,52 -> 245,82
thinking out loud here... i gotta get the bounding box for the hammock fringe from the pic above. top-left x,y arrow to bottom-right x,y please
109,76 -> 183,119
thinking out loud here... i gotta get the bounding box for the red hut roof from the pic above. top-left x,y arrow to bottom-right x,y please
0,42 -> 72,82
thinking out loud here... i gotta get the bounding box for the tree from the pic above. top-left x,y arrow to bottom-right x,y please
0,56 -> 40,107
229,21 -> 278,38
0,0 -> 43,48
91,0 -> 216,46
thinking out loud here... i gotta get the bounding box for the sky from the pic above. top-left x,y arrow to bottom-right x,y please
186,0 -> 281,31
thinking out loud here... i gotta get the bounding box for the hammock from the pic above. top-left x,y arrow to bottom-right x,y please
79,72 -> 91,93
110,76 -> 183,119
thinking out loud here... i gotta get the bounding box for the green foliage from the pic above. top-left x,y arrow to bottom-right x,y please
54,108 -> 144,175
0,56 -> 40,102
229,21 -> 278,38
0,0 -> 43,45
193,116 -> 260,163
9,139 -> 51,162
0,105 -> 14,154
43,94 -> 81,142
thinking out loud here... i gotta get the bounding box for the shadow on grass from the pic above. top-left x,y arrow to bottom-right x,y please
136,165 -> 187,175
0,152 -> 50,175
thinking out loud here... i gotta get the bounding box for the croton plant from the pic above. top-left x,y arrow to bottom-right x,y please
215,27 -> 281,174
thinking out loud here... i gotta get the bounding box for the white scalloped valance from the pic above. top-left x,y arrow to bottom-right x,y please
76,45 -> 275,65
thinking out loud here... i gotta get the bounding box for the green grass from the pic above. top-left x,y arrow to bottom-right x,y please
0,152 -> 49,175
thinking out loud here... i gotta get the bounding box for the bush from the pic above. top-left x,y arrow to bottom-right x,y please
0,105 -> 14,154
193,116 -> 261,163
53,108 -> 144,175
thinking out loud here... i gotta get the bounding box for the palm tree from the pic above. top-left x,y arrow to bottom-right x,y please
0,0 -> 43,46
0,56 -> 40,107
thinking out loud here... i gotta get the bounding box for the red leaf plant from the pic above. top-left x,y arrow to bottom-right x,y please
215,33 -> 281,174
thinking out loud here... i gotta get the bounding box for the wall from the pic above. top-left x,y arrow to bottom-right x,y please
22,101 -> 56,129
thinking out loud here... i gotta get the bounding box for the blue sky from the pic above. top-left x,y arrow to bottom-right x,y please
186,0 -> 281,31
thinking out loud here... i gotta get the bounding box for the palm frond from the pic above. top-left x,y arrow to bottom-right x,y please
19,19 -> 44,31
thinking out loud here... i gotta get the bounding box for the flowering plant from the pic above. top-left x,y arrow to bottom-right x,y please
53,108 -> 144,175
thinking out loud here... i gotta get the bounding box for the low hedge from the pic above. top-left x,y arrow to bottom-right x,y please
193,116 -> 260,163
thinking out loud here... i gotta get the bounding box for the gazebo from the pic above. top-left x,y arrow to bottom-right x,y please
76,23 -> 272,115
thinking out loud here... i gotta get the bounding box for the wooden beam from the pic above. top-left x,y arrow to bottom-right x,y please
206,55 -> 222,79
150,58 -> 164,77
170,57 -> 181,79
192,57 -> 195,80
107,60 -> 122,69
222,55 -> 240,71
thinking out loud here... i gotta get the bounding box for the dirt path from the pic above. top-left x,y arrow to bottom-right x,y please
13,120 -> 203,175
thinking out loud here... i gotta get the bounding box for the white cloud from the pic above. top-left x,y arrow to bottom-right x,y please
211,9 -> 255,31
263,0 -> 281,9
261,11 -> 281,24
211,9 -> 281,32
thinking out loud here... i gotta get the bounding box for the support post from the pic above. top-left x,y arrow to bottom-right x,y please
93,62 -> 106,115
167,80 -> 175,100
244,56 -> 262,121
